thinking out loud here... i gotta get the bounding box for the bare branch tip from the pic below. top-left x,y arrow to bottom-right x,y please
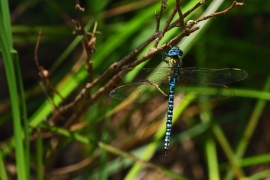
75,4 -> 85,11
186,20 -> 195,27
200,0 -> 206,4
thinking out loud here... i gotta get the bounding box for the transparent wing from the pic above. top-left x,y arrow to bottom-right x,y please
180,68 -> 248,84
109,81 -> 168,102
174,76 -> 234,102
110,76 -> 234,103
111,67 -> 247,103
119,67 -> 248,84
119,68 -> 170,84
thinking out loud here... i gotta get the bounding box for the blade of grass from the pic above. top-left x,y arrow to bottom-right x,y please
0,150 -> 8,180
205,135 -> 220,180
200,104 -> 246,179
213,122 -> 245,178
200,105 -> 220,180
12,51 -> 30,180
236,73 -> 270,156
36,128 -> 44,180
99,142 -> 189,180
199,103 -> 247,179
99,117 -> 110,180
220,152 -> 270,169
225,73 -> 270,180
0,0 -> 27,179
0,28 -> 27,180
248,169 -> 270,180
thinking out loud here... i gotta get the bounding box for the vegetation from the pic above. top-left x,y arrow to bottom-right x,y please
1,0 -> 270,179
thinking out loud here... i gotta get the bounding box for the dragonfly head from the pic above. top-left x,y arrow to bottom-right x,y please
168,46 -> 183,57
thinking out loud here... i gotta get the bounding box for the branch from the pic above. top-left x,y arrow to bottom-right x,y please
175,0 -> 185,29
74,1 -> 95,82
45,0 -> 247,128
167,0 -> 207,30
155,0 -> 168,32
194,0 -> 247,24
153,8 -> 177,48
48,33 -> 158,122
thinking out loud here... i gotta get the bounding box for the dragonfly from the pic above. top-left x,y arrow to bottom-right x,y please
110,46 -> 248,156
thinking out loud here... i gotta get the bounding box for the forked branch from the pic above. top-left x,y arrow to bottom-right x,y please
46,0 -> 247,127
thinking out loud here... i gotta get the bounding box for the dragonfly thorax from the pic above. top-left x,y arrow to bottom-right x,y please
168,57 -> 182,68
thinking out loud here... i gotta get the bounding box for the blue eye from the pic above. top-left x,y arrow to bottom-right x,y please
168,46 -> 183,56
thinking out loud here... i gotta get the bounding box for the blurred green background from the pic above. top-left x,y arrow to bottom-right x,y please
1,0 -> 270,180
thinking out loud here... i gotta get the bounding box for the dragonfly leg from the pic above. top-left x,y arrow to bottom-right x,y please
161,51 -> 169,63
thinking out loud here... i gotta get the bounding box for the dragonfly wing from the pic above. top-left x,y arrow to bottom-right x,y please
174,76 -> 235,102
110,81 -> 168,103
119,68 -> 171,84
181,68 -> 248,84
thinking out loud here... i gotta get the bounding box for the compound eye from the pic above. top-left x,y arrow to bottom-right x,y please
168,46 -> 183,56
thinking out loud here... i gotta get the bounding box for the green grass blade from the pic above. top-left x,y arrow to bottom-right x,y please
248,169 -> 270,180
36,129 -> 44,180
0,150 -> 8,180
200,105 -> 220,180
0,1 -> 27,179
236,73 -> 270,156
225,73 -> 270,180
205,136 -> 220,180
12,51 -> 30,180
99,142 -> 188,180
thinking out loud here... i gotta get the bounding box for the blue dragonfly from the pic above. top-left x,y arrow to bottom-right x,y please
110,46 -> 248,156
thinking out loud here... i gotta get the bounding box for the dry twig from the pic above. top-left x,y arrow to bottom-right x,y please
46,0 -> 247,135
34,28 -> 65,116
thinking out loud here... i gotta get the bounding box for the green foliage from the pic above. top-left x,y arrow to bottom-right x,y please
1,0 -> 270,179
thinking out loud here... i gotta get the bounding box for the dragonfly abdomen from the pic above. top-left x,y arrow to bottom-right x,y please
164,75 -> 178,156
